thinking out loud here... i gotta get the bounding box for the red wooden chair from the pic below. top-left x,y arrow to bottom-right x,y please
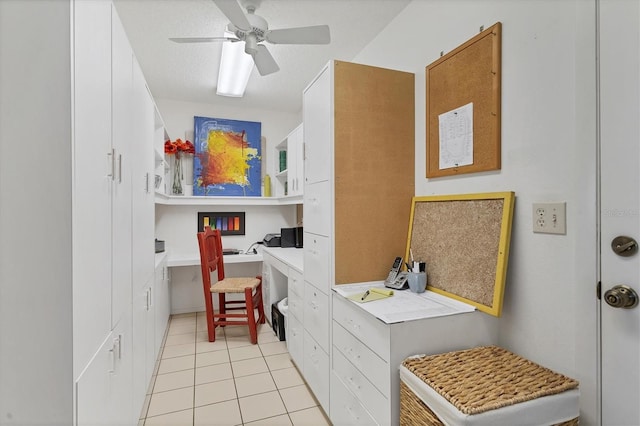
197,226 -> 265,344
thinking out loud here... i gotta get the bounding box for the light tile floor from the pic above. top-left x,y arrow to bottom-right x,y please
140,312 -> 332,426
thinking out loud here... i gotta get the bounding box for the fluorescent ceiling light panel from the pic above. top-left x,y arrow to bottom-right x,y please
217,31 -> 254,97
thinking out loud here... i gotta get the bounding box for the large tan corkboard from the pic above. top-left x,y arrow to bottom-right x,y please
426,22 -> 501,178
405,192 -> 514,316
333,61 -> 415,284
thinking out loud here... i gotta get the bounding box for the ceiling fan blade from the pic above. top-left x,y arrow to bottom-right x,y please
169,36 -> 238,43
213,0 -> 252,31
265,25 -> 330,45
253,45 -> 280,76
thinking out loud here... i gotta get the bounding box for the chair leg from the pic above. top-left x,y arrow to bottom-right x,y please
205,293 -> 216,343
255,278 -> 266,324
245,287 -> 258,344
218,293 -> 226,328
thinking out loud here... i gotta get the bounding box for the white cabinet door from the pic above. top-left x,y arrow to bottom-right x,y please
76,321 -> 133,426
303,65 -> 331,185
131,58 -> 156,291
287,313 -> 304,370
132,279 -> 154,421
303,181 -> 331,236
75,333 -> 113,425
287,124 -> 304,196
303,330 -> 330,411
72,0 -> 113,374
111,5 -> 133,329
262,258 -> 272,323
303,281 -> 329,352
303,233 -> 330,294
154,260 -> 170,358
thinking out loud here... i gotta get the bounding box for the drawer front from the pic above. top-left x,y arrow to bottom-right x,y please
304,282 -> 329,352
288,286 -> 303,323
288,268 -> 304,297
303,331 -> 329,411
330,372 -> 379,426
304,181 -> 331,236
332,321 -> 390,396
332,293 -> 389,361
333,347 -> 390,425
304,233 -> 330,294
264,252 -> 288,276
287,314 -> 304,370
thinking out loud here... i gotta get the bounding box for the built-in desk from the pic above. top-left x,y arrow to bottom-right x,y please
261,247 -> 303,324
165,252 -> 263,267
163,250 -> 263,314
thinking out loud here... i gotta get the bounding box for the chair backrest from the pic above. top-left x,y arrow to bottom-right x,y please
197,227 -> 226,285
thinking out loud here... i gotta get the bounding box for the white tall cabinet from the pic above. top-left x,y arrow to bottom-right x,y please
302,60 -> 415,421
0,1 -> 166,424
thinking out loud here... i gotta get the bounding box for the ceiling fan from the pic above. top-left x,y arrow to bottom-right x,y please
169,0 -> 331,76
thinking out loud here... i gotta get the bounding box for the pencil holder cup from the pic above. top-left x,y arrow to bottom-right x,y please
407,272 -> 427,293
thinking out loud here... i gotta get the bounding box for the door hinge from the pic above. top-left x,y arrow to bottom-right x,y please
597,281 -> 602,300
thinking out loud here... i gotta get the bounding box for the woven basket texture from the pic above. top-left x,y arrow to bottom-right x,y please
400,382 -> 578,425
401,346 -> 579,416
211,277 -> 260,293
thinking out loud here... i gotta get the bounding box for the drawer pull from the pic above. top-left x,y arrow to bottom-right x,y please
347,376 -> 361,391
346,405 -> 360,421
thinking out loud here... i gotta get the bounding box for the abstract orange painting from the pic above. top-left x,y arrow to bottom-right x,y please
193,116 -> 261,196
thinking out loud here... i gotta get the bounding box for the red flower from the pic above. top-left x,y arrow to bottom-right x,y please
164,139 -> 194,154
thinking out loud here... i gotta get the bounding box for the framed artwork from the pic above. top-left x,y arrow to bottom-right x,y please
197,212 -> 245,235
193,116 -> 262,196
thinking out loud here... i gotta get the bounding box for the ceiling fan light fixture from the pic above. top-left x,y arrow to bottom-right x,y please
217,31 -> 254,97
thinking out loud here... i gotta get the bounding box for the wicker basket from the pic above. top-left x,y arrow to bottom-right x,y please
400,346 -> 579,425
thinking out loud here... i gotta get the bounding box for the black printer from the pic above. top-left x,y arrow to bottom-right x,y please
263,233 -> 281,247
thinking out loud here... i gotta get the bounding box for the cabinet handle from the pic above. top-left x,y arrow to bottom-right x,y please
115,335 -> 122,360
346,405 -> 360,421
108,347 -> 116,374
118,154 -> 122,183
347,376 -> 361,391
145,172 -> 150,193
107,149 -> 115,180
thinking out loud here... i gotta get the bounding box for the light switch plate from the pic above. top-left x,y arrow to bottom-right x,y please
532,202 -> 566,235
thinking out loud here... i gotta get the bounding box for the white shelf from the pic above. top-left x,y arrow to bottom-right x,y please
155,193 -> 303,206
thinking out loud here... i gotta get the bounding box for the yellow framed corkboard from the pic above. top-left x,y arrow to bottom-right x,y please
426,22 -> 502,178
404,191 -> 514,317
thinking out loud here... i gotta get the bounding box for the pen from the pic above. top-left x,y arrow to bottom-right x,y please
361,290 -> 370,301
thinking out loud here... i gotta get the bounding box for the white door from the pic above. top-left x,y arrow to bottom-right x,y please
599,0 -> 640,424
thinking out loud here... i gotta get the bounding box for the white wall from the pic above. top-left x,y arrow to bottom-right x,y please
0,1 -> 74,424
154,98 -> 301,312
353,0 -> 598,423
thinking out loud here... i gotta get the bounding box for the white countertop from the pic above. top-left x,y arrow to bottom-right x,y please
262,246 -> 304,273
165,251 -> 263,267
333,281 -> 475,324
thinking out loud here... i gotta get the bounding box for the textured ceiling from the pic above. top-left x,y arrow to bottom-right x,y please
113,0 -> 411,114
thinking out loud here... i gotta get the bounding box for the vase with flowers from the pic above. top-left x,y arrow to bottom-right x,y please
164,138 -> 195,195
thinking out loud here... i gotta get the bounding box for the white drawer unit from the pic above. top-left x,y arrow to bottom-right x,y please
333,346 -> 390,424
304,281 -> 330,352
332,320 -> 389,395
303,233 -> 330,294
304,181 -> 331,236
303,330 -> 330,411
287,314 -> 304,369
330,372 -> 379,426
332,290 -> 499,425
333,293 -> 389,360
